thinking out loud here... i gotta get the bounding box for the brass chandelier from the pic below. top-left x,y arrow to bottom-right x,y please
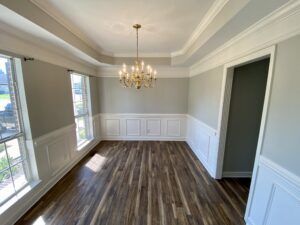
119,24 -> 157,89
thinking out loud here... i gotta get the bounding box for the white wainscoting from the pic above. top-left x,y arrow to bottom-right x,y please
246,156 -> 300,225
100,114 -> 187,141
1,114 -> 101,225
186,115 -> 219,178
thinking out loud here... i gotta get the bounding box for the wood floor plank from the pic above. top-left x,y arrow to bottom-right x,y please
15,141 -> 250,225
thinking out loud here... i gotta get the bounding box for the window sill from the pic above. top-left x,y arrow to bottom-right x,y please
77,138 -> 94,151
0,179 -> 41,215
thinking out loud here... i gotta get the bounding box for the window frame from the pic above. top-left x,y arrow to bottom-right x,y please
0,55 -> 31,206
70,72 -> 93,149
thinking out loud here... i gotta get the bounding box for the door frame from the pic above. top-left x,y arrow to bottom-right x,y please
213,46 -> 276,219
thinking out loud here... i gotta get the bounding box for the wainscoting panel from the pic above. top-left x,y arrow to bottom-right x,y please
166,119 -> 181,137
126,119 -> 141,136
105,119 -> 120,136
186,115 -> 218,177
246,156 -> 300,225
1,115 -> 101,225
99,114 -> 186,140
146,119 -> 161,136
46,136 -> 71,176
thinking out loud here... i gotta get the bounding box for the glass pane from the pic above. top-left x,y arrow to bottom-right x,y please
72,91 -> 83,102
73,101 -> 87,116
75,117 -> 87,144
6,138 -> 22,165
11,162 -> 28,191
0,57 -> 20,140
0,169 -> 14,204
0,143 -> 9,172
71,74 -> 83,89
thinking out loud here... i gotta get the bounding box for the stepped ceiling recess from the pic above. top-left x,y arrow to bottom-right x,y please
0,0 -> 290,75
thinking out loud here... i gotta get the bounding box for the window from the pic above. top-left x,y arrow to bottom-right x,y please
70,73 -> 92,147
0,55 -> 30,206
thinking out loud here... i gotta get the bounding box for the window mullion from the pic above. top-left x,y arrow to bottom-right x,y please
4,142 -> 17,192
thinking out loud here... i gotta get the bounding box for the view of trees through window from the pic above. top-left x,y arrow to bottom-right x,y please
70,73 -> 91,147
0,56 -> 29,205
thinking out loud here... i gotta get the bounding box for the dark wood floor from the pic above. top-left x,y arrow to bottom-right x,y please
15,141 -> 251,225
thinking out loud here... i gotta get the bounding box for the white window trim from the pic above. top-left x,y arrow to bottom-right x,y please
70,73 -> 93,150
0,54 -> 36,209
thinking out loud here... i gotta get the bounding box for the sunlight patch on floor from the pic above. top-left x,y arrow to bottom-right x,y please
32,216 -> 46,225
85,154 -> 106,173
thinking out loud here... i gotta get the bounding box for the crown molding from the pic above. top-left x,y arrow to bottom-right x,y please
0,27 -> 97,75
112,52 -> 171,58
97,66 -> 189,78
30,0 -> 113,57
171,0 -> 229,57
190,0 -> 300,77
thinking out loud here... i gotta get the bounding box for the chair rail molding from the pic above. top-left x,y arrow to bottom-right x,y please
0,114 -> 101,225
185,115 -> 218,178
245,156 -> 300,225
99,113 -> 187,141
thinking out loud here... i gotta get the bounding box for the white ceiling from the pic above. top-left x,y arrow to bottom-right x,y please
31,0 -> 215,56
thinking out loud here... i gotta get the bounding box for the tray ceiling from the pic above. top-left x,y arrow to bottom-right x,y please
31,0 -> 215,56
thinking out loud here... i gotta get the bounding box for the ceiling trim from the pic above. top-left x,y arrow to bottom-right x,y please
112,52 -> 171,58
30,0 -> 113,56
30,0 -> 232,63
97,66 -> 189,78
171,0 -> 229,57
0,28 -> 97,75
190,0 -> 300,76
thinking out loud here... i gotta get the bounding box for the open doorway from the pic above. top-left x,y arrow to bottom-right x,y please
214,46 -> 276,221
222,58 -> 270,178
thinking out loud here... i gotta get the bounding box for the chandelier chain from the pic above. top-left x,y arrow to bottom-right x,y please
136,26 -> 139,61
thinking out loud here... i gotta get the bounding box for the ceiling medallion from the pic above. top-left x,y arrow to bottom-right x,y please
119,24 -> 157,89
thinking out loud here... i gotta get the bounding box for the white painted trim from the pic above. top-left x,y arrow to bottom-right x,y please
30,0 -> 113,57
259,156 -> 300,189
99,113 -> 187,141
190,0 -> 300,76
172,0 -> 229,57
186,114 -> 217,136
0,25 -> 96,75
97,66 -> 189,78
100,113 -> 187,118
215,45 -> 276,179
1,123 -> 101,225
222,171 -> 252,178
112,52 -> 171,58
245,156 -> 300,225
185,114 -> 218,178
211,45 -> 276,222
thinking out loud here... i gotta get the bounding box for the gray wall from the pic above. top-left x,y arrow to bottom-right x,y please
188,66 -> 223,129
261,35 -> 300,176
21,59 -> 99,138
223,58 -> 269,173
21,59 -> 74,138
89,76 -> 100,115
97,77 -> 189,114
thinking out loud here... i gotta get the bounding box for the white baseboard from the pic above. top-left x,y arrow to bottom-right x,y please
222,171 -> 252,178
0,115 -> 101,225
186,115 -> 219,178
100,113 -> 187,141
